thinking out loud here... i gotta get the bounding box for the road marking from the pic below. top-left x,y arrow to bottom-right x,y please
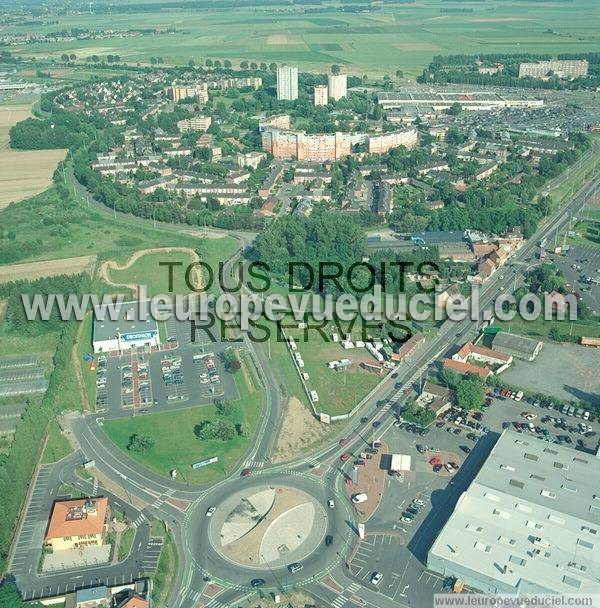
131,513 -> 146,528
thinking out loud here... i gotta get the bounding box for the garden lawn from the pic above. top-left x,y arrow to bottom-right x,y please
102,371 -> 262,483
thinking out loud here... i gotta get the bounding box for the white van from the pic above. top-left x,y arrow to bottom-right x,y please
351,493 -> 368,504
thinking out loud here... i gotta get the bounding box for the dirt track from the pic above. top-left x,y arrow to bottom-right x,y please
0,255 -> 97,283
98,247 -> 202,296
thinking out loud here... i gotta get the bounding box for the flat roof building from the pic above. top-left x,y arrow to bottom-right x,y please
491,331 -> 543,361
276,65 -> 298,101
92,301 -> 160,353
428,430 -> 600,595
519,60 -> 588,80
314,84 -> 328,107
328,73 -> 347,101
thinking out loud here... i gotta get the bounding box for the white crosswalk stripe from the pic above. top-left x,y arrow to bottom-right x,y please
332,596 -> 347,608
306,456 -> 320,468
243,459 -> 264,469
206,600 -> 226,608
151,488 -> 177,509
92,477 -> 98,496
348,582 -> 361,593
131,513 -> 146,528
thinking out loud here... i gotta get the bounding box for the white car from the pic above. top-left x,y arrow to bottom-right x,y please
413,499 -> 425,506
327,499 -> 335,508
400,516 -> 412,524
206,506 -> 216,517
370,572 -> 383,586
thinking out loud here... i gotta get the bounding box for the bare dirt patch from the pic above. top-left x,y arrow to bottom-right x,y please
272,397 -> 330,462
0,148 -> 67,208
0,254 -> 97,283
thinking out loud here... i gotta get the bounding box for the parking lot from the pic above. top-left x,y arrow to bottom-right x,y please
92,316 -> 239,417
549,246 -> 600,315
502,341 -> 600,407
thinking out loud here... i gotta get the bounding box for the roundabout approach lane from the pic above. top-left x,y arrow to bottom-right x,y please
182,469 -> 355,592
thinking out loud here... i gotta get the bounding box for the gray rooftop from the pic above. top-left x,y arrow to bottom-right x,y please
428,430 -> 600,594
492,331 -> 542,357
93,301 -> 159,342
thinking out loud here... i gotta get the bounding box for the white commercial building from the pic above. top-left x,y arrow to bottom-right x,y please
327,73 -> 347,101
92,301 -> 160,353
276,65 -> 298,101
428,430 -> 600,595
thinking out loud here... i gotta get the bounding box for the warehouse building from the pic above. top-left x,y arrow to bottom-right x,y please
428,430 -> 600,595
92,301 -> 160,353
491,331 -> 543,361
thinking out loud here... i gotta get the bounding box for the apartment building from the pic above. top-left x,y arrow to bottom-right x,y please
276,65 -> 298,100
261,128 -> 351,161
314,84 -> 328,107
177,115 -> 212,133
165,84 -> 209,103
519,60 -> 588,79
368,129 -> 418,154
327,73 -> 347,101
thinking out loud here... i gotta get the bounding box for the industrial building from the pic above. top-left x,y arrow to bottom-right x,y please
276,65 -> 298,101
378,91 -> 544,111
92,301 -> 160,353
428,430 -> 600,595
491,331 -> 543,361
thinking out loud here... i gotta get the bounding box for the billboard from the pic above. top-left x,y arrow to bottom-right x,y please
192,456 -> 218,469
120,330 -> 157,342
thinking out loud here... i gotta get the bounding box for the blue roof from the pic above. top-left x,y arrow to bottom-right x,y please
76,586 -> 108,603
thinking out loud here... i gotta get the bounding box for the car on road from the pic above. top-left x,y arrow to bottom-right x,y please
206,506 -> 216,517
240,468 -> 251,477
340,453 -> 350,462
288,563 -> 303,573
360,417 -> 369,423
370,571 -> 384,586
250,579 -> 265,588
339,438 -> 349,446
328,499 -> 335,508
325,535 -> 333,546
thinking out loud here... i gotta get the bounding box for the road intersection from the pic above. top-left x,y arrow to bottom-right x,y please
9,173 -> 599,607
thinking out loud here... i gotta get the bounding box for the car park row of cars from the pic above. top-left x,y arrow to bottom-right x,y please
95,355 -> 108,410
400,496 -> 426,525
193,353 -> 220,386
160,355 -> 186,402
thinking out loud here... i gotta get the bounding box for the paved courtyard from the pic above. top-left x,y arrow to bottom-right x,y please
502,341 -> 600,405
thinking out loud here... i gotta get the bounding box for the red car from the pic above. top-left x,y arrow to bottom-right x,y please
340,453 -> 350,463
339,438 -> 349,446
240,468 -> 251,477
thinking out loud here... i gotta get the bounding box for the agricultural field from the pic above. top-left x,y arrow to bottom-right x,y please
0,102 -> 67,208
5,0 -> 600,76
0,255 -> 96,284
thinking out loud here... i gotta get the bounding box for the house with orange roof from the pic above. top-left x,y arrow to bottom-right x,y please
452,342 -> 512,368
443,358 -> 491,380
116,593 -> 150,608
45,497 -> 108,552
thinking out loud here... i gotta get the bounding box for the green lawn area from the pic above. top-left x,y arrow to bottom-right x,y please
118,527 -> 136,562
109,250 -> 198,298
149,519 -> 178,606
76,311 -> 96,408
491,316 -> 600,341
271,315 -> 383,417
41,419 -> 73,464
102,368 -> 263,483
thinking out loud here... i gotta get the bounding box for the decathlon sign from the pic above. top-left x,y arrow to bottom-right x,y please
121,330 -> 157,342
192,456 -> 218,469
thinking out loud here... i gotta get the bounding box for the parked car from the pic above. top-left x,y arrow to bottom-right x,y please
370,572 -> 384,586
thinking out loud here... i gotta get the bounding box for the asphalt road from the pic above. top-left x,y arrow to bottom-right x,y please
11,171 -> 598,606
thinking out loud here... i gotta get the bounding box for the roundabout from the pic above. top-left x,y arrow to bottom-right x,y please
183,470 -> 355,591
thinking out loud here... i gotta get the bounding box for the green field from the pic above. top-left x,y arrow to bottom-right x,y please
102,370 -> 263,483
6,0 -> 600,76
